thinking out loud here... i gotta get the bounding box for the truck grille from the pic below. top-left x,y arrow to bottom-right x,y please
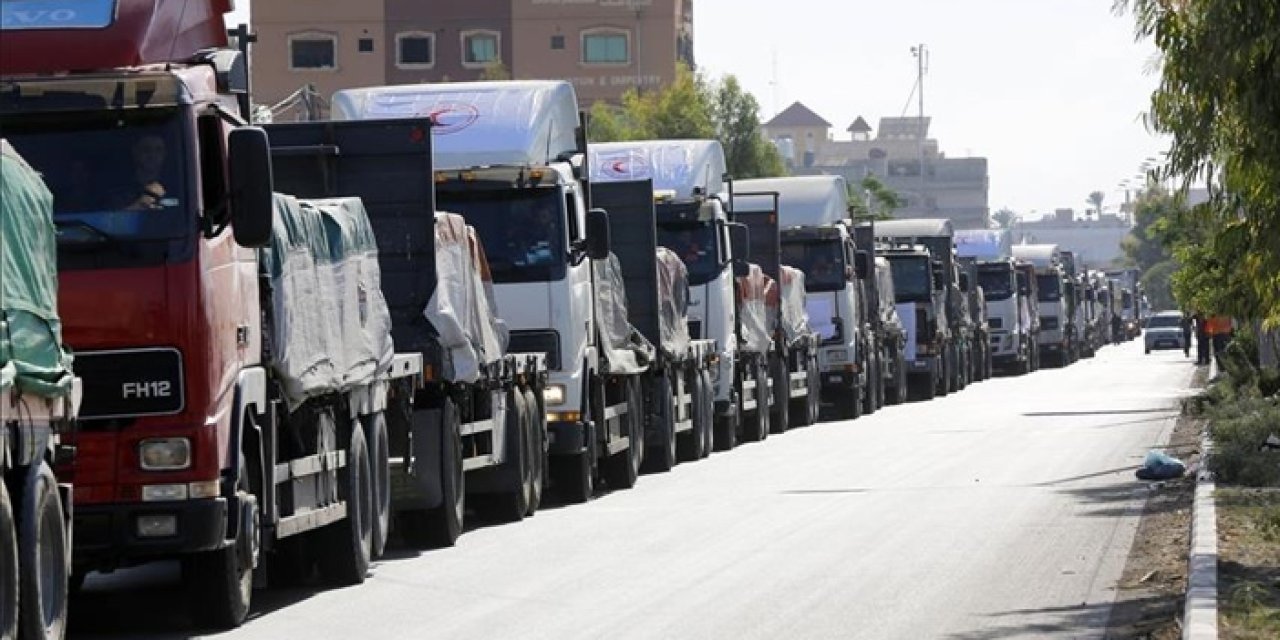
1040,317 -> 1059,331
988,318 -> 1003,329
508,330 -> 561,371
75,348 -> 185,420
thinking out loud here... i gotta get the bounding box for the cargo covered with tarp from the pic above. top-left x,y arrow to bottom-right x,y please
260,194 -> 395,410
592,254 -> 654,374
736,263 -> 772,354
424,212 -> 509,383
0,140 -> 74,397
777,266 -> 813,346
656,247 -> 692,358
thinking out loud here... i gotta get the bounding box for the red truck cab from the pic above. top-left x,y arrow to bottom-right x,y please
0,0 -> 269,575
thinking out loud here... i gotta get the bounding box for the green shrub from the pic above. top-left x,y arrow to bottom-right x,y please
1209,397 -> 1280,486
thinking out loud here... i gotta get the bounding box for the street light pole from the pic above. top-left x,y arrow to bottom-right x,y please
912,44 -> 928,214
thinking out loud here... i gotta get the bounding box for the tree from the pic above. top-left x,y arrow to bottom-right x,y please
1087,190 -> 1105,217
1118,1 -> 1280,323
585,65 -> 784,179
991,208 -> 1018,229
1141,260 -> 1178,311
478,61 -> 511,81
848,175 -> 904,221
713,75 -> 785,179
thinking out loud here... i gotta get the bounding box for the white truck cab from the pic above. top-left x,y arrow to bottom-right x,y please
1012,244 -> 1070,366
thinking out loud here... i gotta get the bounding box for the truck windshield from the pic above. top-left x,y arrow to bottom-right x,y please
437,188 -> 567,284
657,222 -> 721,286
3,108 -> 191,243
888,256 -> 931,302
978,266 -> 1014,301
1036,274 -> 1062,301
781,240 -> 845,292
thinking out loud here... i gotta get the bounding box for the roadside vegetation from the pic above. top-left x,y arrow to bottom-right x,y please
1116,2 -> 1280,635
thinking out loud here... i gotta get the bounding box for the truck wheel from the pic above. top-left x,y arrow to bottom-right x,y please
521,387 -> 546,516
1,480 -> 18,640
183,452 -> 257,628
401,398 -> 465,547
487,390 -> 530,523
647,375 -> 678,472
317,425 -> 372,586
742,361 -> 769,442
769,356 -> 790,435
678,372 -> 705,462
697,370 -> 715,458
606,378 -> 644,487
361,412 -> 391,558
788,360 -> 817,428
17,463 -> 68,640
862,353 -> 877,416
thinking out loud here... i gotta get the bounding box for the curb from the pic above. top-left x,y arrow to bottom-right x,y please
1183,433 -> 1218,640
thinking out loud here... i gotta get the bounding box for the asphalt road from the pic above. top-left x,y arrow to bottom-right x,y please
71,341 -> 1197,639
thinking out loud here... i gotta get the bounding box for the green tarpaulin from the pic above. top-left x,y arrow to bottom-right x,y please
0,139 -> 74,397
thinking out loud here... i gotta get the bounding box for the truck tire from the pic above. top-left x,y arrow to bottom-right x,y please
486,390 -> 531,523
1,480 -> 18,640
521,387 -> 546,516
17,463 -> 67,640
742,360 -> 769,442
606,377 -> 645,487
317,425 -> 373,586
646,375 -> 678,472
183,452 -> 257,628
862,352 -> 877,416
789,358 -> 818,428
678,370 -> 705,462
361,412 -> 391,558
769,354 -> 790,435
696,370 -> 715,458
713,378 -> 740,452
400,398 -> 465,548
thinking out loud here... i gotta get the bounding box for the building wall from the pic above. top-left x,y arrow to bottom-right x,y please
797,156 -> 989,230
252,1 -> 387,115
384,0 -> 511,86
510,0 -> 683,106
1012,219 -> 1131,268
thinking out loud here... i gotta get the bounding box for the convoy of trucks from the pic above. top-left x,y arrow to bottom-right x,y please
0,2 -> 1146,634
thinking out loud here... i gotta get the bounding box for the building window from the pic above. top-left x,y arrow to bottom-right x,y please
581,29 -> 629,65
396,32 -> 435,69
551,35 -> 565,50
289,33 -> 336,70
462,30 -> 500,68
358,38 -> 374,53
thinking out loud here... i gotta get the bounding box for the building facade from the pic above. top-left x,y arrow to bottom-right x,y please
763,105 -> 990,230
252,0 -> 692,119
1012,211 -> 1131,269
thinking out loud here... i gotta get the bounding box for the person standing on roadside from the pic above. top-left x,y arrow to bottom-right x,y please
1180,312 -> 1193,358
1194,312 -> 1211,365
1209,314 -> 1234,368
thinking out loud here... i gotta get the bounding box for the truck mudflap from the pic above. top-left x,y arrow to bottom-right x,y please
73,497 -> 228,569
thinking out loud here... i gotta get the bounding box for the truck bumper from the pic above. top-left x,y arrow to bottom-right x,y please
547,419 -> 587,456
73,497 -> 228,569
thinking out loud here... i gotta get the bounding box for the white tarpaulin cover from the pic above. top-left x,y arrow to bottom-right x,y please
655,247 -> 692,358
260,195 -> 395,411
588,140 -> 728,198
593,253 -> 654,374
777,266 -> 813,346
734,176 -> 849,228
736,263 -> 772,354
425,212 -> 510,383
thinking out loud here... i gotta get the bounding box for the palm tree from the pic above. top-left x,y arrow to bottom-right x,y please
992,208 -> 1017,229
1087,191 -> 1106,218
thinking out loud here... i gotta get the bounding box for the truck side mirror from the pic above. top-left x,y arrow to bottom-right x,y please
931,263 -> 945,290
854,250 -> 871,280
728,223 -> 749,277
959,272 -> 970,291
228,127 -> 274,248
586,208 -> 610,260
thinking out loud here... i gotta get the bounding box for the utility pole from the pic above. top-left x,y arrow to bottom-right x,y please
912,43 -> 928,214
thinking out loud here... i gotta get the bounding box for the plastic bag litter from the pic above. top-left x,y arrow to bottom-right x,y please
1135,450 -> 1186,481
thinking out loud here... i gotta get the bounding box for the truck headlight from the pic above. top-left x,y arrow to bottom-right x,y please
139,437 -> 191,471
544,384 -> 566,406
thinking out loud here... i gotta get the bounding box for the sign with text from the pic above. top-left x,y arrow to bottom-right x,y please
1,0 -> 117,30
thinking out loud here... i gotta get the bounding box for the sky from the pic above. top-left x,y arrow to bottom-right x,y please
225,0 -> 1164,219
